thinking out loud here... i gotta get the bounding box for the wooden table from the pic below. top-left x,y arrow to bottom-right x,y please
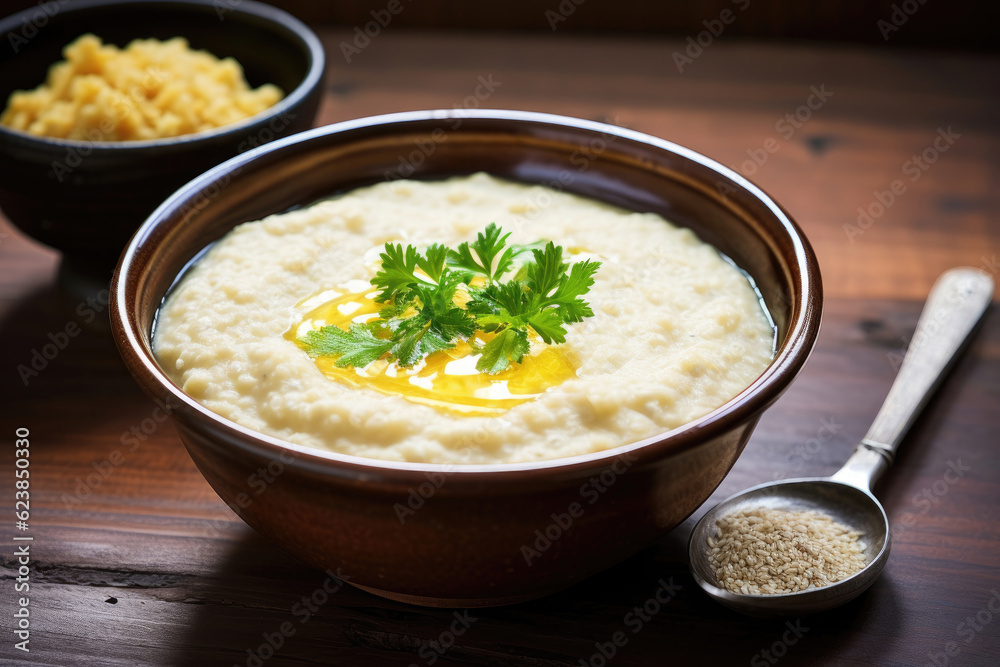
2,28 -> 998,667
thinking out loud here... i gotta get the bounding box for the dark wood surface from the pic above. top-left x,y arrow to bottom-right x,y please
2,0 -> 996,51
2,28 -> 999,667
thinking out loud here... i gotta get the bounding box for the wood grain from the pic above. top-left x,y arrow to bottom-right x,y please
2,28 -> 999,666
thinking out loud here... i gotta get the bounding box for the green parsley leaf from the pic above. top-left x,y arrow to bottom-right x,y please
525,308 -> 567,345
476,328 -> 530,374
538,256 -> 602,323
302,323 -> 394,368
526,241 -> 566,299
416,243 -> 449,282
371,242 -> 425,303
386,317 -> 453,367
447,222 -> 514,282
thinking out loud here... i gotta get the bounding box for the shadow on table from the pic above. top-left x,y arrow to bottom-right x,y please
168,520 -> 903,667
0,261 -> 117,402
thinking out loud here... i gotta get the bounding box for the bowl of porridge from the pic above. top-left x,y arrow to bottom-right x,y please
111,109 -> 822,606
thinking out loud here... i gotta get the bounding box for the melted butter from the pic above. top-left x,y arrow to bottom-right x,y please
285,288 -> 577,416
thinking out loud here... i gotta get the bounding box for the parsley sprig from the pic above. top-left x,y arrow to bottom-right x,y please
300,223 -> 601,374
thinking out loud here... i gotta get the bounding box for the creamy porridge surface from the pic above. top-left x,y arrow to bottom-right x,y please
153,173 -> 775,464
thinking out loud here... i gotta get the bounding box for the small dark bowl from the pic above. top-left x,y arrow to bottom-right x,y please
0,0 -> 324,279
111,110 -> 822,607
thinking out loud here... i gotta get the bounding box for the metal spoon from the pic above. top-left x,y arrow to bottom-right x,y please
688,267 -> 994,616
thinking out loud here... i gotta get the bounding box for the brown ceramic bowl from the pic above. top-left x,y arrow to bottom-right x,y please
111,110 -> 822,607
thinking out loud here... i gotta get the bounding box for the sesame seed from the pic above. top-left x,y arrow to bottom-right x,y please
706,507 -> 866,595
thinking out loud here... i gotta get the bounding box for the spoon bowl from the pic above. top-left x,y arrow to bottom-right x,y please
689,476 -> 890,616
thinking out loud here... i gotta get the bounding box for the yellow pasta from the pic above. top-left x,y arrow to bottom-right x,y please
1,34 -> 283,141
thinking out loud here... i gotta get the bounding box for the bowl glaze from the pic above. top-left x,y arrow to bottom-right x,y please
111,110 -> 822,607
0,0 -> 325,279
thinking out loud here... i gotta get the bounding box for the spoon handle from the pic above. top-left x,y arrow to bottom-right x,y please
831,267 -> 993,491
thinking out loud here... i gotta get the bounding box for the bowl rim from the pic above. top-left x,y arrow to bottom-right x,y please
111,108 -> 823,479
0,0 -> 325,151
